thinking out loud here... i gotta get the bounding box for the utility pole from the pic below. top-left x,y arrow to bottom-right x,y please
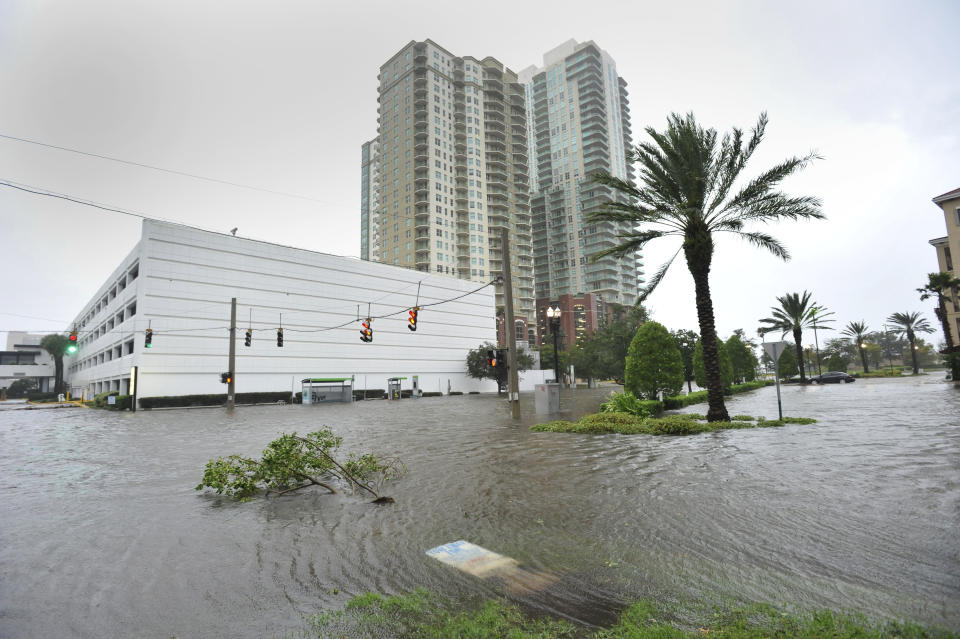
228,297 -> 236,410
500,228 -> 520,419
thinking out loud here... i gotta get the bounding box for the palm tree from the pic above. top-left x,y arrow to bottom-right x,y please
886,311 -> 935,374
758,291 -> 833,383
917,272 -> 960,350
590,112 -> 822,421
841,320 -> 871,373
40,333 -> 70,394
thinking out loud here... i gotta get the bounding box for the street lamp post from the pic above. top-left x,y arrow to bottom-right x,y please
546,305 -> 562,385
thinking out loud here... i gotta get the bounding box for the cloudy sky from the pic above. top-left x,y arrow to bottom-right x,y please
1,0 -> 958,350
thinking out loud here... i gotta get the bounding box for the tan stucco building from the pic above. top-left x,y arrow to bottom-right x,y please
929,187 -> 960,348
363,40 -> 535,335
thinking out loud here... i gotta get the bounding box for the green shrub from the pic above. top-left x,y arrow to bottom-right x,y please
26,392 -> 59,402
624,321 -> 684,400
530,420 -> 577,432
139,391 -> 292,409
599,391 -> 663,417
644,416 -> 713,435
93,391 -> 119,408
575,412 -> 650,434
532,412 -> 818,437
663,390 -> 708,409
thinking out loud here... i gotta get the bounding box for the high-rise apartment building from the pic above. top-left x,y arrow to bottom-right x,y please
363,40 -> 535,335
519,40 -> 641,345
360,138 -> 379,262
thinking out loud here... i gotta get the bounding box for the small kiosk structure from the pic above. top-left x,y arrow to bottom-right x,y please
301,377 -> 353,404
386,376 -> 405,400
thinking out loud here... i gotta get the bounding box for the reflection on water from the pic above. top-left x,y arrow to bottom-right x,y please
0,377 -> 958,637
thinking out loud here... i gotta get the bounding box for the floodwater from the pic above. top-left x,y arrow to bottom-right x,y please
1,376 -> 958,638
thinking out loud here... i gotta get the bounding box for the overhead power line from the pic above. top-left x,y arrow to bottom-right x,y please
0,132 -> 327,204
0,179 -> 154,220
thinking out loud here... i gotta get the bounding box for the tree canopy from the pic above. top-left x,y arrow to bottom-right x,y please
625,321 -> 684,400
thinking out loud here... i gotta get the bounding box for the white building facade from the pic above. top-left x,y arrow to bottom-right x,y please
1,332 -> 57,394
66,220 -> 505,402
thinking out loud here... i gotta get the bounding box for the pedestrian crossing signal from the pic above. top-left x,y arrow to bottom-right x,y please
408,307 -> 419,332
244,329 -> 252,347
144,328 -> 153,348
487,349 -> 497,367
67,331 -> 78,354
360,319 -> 373,342
276,328 -> 284,347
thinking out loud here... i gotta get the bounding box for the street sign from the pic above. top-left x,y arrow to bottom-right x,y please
761,341 -> 789,420
763,341 -> 790,362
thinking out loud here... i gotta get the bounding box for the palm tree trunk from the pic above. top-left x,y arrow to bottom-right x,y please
793,327 -> 806,382
859,345 -> 869,373
688,266 -> 729,422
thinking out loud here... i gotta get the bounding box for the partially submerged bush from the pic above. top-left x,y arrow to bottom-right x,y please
195,428 -> 404,502
532,413 -> 816,436
599,391 -> 663,417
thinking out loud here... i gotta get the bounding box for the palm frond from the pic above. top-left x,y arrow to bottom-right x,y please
635,248 -> 681,304
723,230 -> 790,260
588,230 -> 673,262
718,152 -> 821,216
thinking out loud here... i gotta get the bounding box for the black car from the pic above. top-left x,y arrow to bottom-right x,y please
809,371 -> 855,384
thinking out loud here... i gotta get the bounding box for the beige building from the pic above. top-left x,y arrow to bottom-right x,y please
363,39 -> 535,332
929,186 -> 960,348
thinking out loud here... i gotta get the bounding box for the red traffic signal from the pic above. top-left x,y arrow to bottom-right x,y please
360,319 -> 373,343
408,307 -> 419,332
66,331 -> 78,354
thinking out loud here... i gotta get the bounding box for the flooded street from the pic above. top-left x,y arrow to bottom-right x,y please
1,376 -> 958,638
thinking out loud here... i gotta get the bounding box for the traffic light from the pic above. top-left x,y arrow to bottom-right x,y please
244,329 -> 252,347
67,331 -> 78,354
220,372 -> 232,384
144,328 -> 153,348
360,318 -> 373,342
408,307 -> 419,332
487,349 -> 497,367
276,328 -> 283,347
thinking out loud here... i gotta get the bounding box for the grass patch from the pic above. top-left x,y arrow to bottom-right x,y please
300,590 -> 958,639
532,413 -> 816,436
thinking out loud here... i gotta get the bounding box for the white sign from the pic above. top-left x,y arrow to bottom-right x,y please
763,341 -> 790,362
425,540 -> 518,578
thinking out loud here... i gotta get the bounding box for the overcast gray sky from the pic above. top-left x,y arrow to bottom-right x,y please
1,0 -> 958,350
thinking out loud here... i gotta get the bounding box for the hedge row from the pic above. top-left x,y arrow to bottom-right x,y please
139,391 -> 292,409
662,379 -> 775,410
26,392 -> 59,402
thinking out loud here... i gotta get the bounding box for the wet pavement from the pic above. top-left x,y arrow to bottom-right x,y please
1,377 -> 958,637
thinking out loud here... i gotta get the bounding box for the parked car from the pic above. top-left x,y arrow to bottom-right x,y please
809,371 -> 855,384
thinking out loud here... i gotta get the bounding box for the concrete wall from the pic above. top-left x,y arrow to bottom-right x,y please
67,220 -> 502,400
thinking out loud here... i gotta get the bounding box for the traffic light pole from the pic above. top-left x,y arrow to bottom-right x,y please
500,228 -> 520,419
227,297 -> 236,410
